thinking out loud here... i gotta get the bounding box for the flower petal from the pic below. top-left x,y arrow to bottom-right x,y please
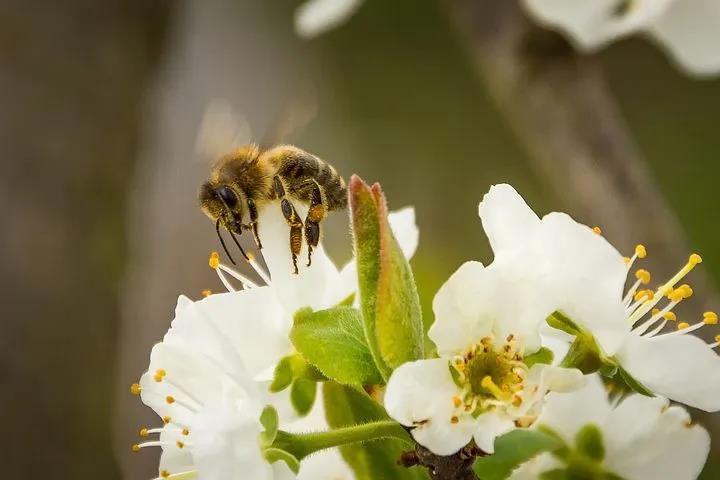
478,184 -> 541,256
388,206 -> 419,260
604,396 -> 710,480
649,0 -> 720,77
617,333 -> 720,411
472,412 -> 516,454
385,359 -> 473,455
294,0 -> 363,38
297,449 -> 354,480
536,212 -> 628,355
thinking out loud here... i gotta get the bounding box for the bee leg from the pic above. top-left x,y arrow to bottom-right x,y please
304,180 -> 326,267
246,198 -> 262,249
275,175 -> 304,274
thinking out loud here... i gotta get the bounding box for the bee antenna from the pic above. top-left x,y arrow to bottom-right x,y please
215,218 -> 237,265
228,228 -> 250,262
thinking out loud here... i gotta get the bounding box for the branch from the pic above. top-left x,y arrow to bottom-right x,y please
400,444 -> 483,480
443,0 -> 719,316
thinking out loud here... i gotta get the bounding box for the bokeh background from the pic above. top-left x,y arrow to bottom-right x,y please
2,0 -> 720,478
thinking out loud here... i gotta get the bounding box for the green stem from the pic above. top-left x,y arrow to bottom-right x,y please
272,420 -> 411,460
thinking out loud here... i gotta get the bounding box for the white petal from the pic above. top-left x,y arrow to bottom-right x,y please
388,207 -> 419,260
272,460 -> 298,480
509,453 -> 562,480
521,0 -> 673,51
193,289 -> 291,381
617,333 -> 720,411
604,397 -> 710,480
298,449 -> 354,480
533,375 -> 610,443
472,412 -> 516,454
536,212 -> 628,355
385,359 -> 473,455
478,184 -> 541,256
294,0 -> 363,38
429,261 -> 493,355
159,426 -> 195,476
515,364 -> 585,418
649,0 -> 720,77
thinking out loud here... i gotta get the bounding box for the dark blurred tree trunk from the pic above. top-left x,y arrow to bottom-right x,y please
0,1 -> 168,478
443,0 -> 720,316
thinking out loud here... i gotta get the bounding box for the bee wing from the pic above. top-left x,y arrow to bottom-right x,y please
260,88 -> 318,148
195,99 -> 253,164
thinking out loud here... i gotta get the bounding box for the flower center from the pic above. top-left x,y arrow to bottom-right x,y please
452,336 -> 527,413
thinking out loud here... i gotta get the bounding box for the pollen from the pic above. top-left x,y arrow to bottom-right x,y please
130,383 -> 142,395
139,427 -> 149,437
678,284 -> 693,299
623,256 -> 631,264
715,335 -> 720,343
664,312 -> 677,321
176,440 -> 185,449
635,289 -> 653,301
201,289 -> 212,297
689,253 -> 703,265
209,251 -> 220,269
182,427 -> 190,436
162,416 -> 172,425
635,244 -> 647,259
635,269 -> 651,284
678,322 -> 690,330
704,312 -> 718,325
131,444 -> 140,452
160,471 -> 170,478
166,396 -> 175,404
452,396 -> 462,408
154,369 -> 166,382
592,226 -> 602,235
450,416 -> 459,424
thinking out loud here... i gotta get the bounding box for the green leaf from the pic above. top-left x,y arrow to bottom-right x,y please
349,175 -> 424,380
260,405 -> 279,445
575,424 -> 604,462
323,382 -> 428,480
290,306 -> 383,386
547,311 -> 582,336
559,332 -> 605,374
613,364 -> 655,397
290,378 -> 317,416
270,356 -> 295,393
524,347 -> 555,369
263,448 -> 300,474
473,429 -> 565,480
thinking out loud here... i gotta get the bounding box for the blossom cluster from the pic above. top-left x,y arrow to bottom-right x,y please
130,181 -> 718,480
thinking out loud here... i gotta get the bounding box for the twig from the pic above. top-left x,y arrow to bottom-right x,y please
399,444 -> 483,480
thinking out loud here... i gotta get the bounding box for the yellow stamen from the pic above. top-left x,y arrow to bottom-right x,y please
635,244 -> 647,259
452,396 -> 462,408
139,427 -> 149,437
160,471 -> 170,479
623,256 -> 631,264
201,289 -> 212,298
592,226 -> 602,235
667,289 -> 685,303
131,444 -> 140,452
678,322 -> 690,330
652,308 -> 660,316
635,269 -> 651,285
130,383 -> 142,395
678,284 -> 693,299
664,312 -> 677,321
182,428 -> 190,436
166,396 -> 175,404
635,290 -> 653,301
481,376 -> 510,400
208,251 -> 220,269
162,416 -> 172,425
704,312 -> 718,325
176,440 -> 185,449
715,335 -> 720,343
450,416 -> 459,424
690,253 -> 703,265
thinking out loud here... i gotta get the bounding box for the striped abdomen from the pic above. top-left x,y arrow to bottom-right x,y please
277,150 -> 347,211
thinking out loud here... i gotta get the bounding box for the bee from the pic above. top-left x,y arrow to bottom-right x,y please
199,144 -> 347,274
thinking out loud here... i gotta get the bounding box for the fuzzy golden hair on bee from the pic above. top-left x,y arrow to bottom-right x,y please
199,143 -> 347,274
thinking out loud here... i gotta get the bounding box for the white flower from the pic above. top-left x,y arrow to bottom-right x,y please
294,0 -> 364,38
477,184 -> 720,411
510,376 -> 710,480
132,343 -> 294,480
385,220 -> 585,455
522,0 -> 720,77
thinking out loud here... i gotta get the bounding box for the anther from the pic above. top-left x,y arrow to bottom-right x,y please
623,256 -> 631,264
636,245 -> 647,259
139,427 -> 149,437
635,269 -> 651,285
176,440 -> 185,449
453,396 -> 462,408
678,284 -> 693,299
201,289 -> 212,297
690,253 -> 703,265
166,396 -> 175,404
704,312 -> 718,325
160,471 -> 170,479
182,427 -> 190,436
162,416 -> 172,425
664,312 -> 677,321
678,322 -> 690,330
209,251 -> 220,269
130,383 -> 142,395
450,416 -> 459,424
592,226 -> 602,235
715,335 -> 720,343
131,444 -> 141,452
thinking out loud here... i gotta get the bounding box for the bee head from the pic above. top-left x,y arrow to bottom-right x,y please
199,181 -> 245,233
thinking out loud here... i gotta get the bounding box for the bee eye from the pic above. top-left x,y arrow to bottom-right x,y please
216,186 -> 238,207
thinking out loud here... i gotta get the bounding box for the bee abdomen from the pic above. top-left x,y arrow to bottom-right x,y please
279,152 -> 347,211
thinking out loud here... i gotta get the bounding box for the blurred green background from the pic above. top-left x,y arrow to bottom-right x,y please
2,0 -> 719,478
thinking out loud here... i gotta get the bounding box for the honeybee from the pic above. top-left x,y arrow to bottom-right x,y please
199,144 -> 347,274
